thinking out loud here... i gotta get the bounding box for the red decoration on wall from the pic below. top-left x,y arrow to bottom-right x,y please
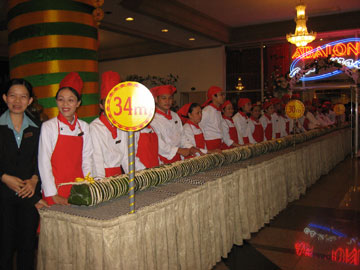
266,43 -> 291,82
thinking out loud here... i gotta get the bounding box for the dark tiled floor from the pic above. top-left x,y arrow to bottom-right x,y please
213,157 -> 360,270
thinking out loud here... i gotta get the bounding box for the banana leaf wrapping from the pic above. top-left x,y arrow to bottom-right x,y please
68,124 -> 348,206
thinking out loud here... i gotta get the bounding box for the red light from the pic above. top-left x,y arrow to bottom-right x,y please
331,247 -> 359,266
295,242 -> 314,257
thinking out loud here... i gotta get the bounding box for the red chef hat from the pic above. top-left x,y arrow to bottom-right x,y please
202,86 -> 223,107
177,103 -> 193,124
237,98 -> 251,108
59,72 -> 83,96
220,100 -> 232,110
270,97 -> 281,105
100,71 -> 121,100
150,85 -> 176,98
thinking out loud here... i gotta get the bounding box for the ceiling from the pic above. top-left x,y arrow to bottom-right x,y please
0,0 -> 360,61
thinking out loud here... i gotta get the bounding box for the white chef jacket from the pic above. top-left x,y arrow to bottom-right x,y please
296,117 -> 305,133
316,113 -> 334,126
38,117 -> 94,197
151,110 -> 183,161
181,122 -> 207,154
271,113 -> 282,138
328,110 -> 336,123
233,112 -> 249,145
305,111 -> 321,129
279,115 -> 289,137
221,117 -> 235,147
90,117 -> 128,178
199,104 -> 224,141
134,125 -> 159,171
259,114 -> 274,141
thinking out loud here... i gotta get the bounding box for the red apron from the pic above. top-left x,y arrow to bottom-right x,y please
221,116 -> 239,149
263,114 -> 273,141
221,127 -> 239,149
264,115 -> 273,141
186,132 -> 206,159
105,167 -> 122,177
136,126 -> 159,168
243,136 -> 250,144
194,133 -> 205,149
43,120 -> 84,205
265,123 -> 273,140
229,126 -> 239,144
205,139 -> 222,150
252,122 -> 264,143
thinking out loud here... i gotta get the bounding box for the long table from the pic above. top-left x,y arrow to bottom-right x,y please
37,128 -> 351,270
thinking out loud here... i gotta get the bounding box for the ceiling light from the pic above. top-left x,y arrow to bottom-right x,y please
188,37 -> 195,41
286,4 -> 316,47
125,17 -> 134,21
161,29 -> 168,33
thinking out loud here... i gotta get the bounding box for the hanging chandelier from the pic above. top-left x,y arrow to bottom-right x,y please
235,77 -> 245,91
286,3 -> 316,47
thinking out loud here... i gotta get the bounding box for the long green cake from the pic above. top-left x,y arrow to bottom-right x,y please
68,125 -> 346,206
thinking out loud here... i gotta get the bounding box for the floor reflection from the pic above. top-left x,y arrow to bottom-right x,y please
213,157 -> 360,270
295,223 -> 360,266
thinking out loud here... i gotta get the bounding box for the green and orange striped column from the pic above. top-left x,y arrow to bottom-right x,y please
7,0 -> 99,122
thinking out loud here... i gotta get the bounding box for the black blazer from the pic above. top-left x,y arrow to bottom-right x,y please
0,124 -> 41,205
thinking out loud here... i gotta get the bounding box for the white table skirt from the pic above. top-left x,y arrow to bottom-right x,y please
37,128 -> 351,270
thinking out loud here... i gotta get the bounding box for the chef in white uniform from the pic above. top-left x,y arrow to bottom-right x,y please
38,72 -> 94,206
233,98 -> 252,145
199,86 -> 229,150
90,71 -> 128,178
150,85 -> 191,163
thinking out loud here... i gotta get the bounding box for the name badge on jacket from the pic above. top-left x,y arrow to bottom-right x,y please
23,132 -> 33,138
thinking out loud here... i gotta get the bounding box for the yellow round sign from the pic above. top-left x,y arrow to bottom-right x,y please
285,100 -> 305,119
333,104 -> 345,115
105,81 -> 155,131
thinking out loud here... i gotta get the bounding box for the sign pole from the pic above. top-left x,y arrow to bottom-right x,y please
293,119 -> 296,148
104,81 -> 155,214
128,131 -> 136,213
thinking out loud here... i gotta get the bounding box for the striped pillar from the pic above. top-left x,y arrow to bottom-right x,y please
7,0 -> 99,122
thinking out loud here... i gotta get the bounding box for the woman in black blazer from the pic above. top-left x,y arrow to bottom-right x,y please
0,78 -> 46,270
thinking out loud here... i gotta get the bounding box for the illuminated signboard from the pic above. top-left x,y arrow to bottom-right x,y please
290,38 -> 360,81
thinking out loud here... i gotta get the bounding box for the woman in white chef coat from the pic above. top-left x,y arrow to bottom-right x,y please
178,102 -> 221,157
260,101 -> 275,141
38,72 -> 93,205
233,98 -> 252,145
221,100 -> 239,149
